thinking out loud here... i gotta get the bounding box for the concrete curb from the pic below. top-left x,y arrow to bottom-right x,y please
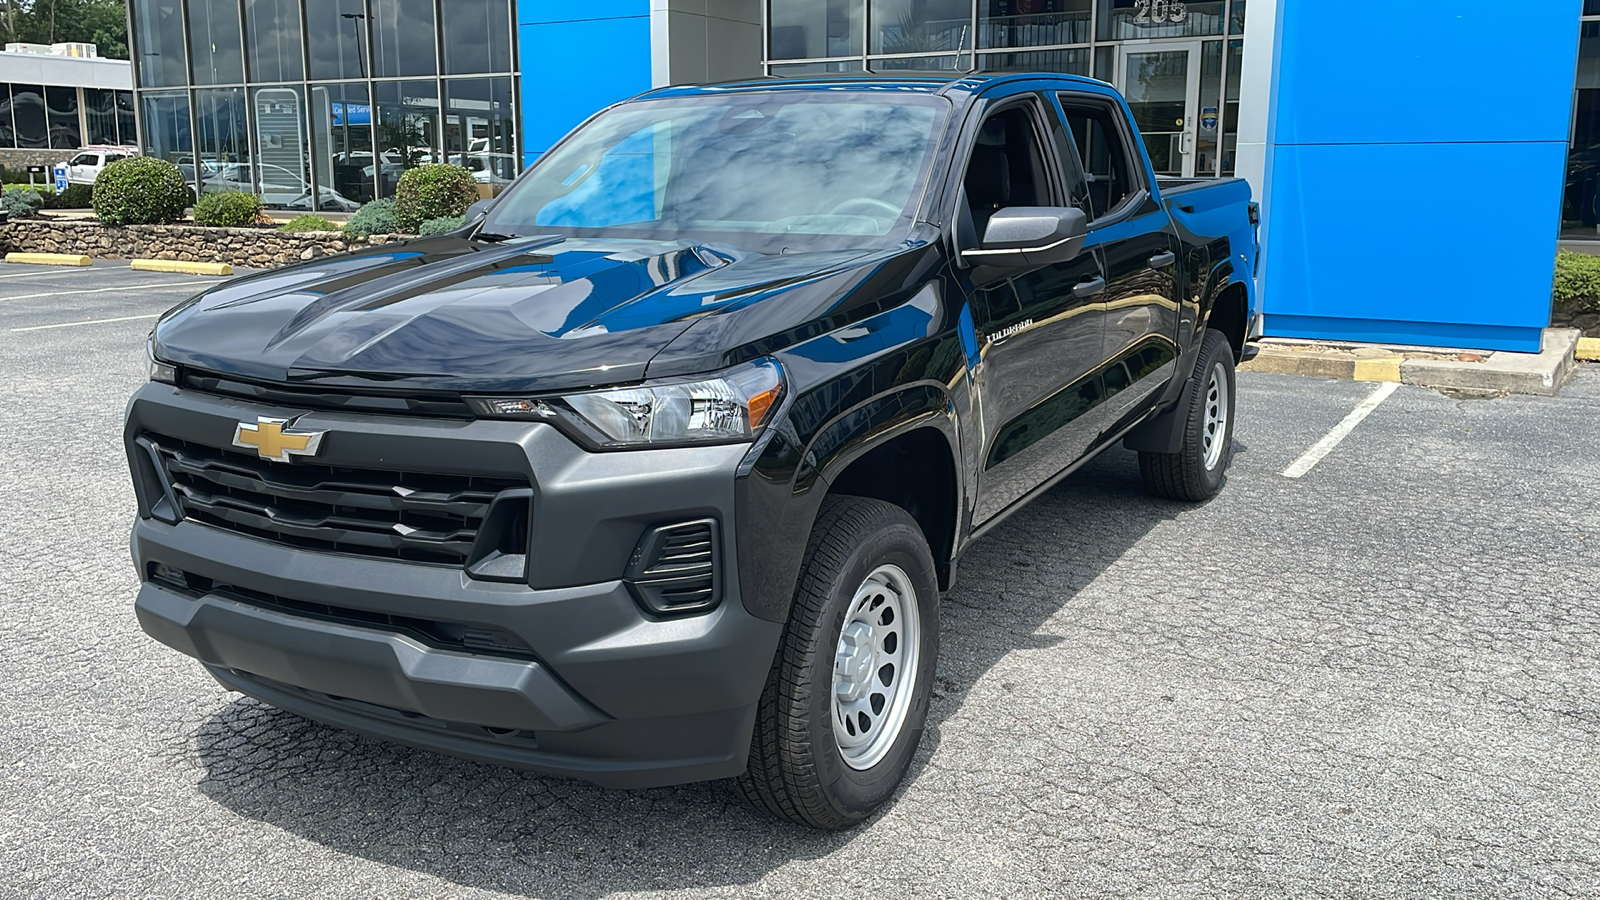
1241,329 -> 1580,397
5,252 -> 91,267
1579,337 -> 1600,362
130,259 -> 234,277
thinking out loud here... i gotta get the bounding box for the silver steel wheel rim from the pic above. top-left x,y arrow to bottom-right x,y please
1202,361 -> 1230,470
831,564 -> 921,771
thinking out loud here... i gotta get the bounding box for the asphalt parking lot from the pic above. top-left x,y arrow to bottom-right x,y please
2,262 -> 1599,899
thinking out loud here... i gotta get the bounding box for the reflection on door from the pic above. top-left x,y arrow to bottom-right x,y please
1118,43 -> 1201,177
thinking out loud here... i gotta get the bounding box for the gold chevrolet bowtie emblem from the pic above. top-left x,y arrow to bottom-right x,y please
233,417 -> 326,463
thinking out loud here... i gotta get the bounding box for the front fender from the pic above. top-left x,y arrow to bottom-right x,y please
735,374 -> 962,624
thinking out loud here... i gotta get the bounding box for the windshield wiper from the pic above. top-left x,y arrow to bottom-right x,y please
474,230 -> 518,243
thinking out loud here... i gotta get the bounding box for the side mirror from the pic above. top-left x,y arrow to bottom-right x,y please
962,207 -> 1088,267
464,197 -> 495,227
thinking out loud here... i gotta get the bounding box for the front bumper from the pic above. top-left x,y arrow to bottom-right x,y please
127,384 -> 784,788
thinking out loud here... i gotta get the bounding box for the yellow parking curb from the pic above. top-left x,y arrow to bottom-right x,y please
1352,356 -> 1404,383
1578,337 -> 1600,362
6,252 -> 91,267
130,259 -> 234,277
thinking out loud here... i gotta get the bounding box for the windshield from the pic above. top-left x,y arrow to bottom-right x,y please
483,92 -> 950,252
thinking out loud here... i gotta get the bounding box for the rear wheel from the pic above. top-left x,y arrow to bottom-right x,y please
735,497 -> 939,830
1138,328 -> 1237,502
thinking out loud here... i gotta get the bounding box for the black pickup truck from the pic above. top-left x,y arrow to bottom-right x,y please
128,74 -> 1260,829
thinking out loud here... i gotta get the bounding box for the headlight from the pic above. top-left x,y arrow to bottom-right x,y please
471,358 -> 785,448
147,340 -> 177,385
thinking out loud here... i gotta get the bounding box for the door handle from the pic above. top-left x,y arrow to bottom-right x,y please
1072,277 -> 1107,299
1149,251 -> 1177,270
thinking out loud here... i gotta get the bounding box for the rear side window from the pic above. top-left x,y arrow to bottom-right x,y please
1056,95 -> 1139,221
106,154 -> 125,164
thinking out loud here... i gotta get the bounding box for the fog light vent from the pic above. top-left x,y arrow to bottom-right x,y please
625,519 -> 721,615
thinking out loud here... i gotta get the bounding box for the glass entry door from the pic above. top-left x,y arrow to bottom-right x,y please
1117,42 -> 1202,177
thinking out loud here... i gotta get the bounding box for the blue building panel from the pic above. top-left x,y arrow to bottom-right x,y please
517,0 -> 652,163
1272,0 -> 1583,146
1266,140 -> 1566,352
1259,0 -> 1581,353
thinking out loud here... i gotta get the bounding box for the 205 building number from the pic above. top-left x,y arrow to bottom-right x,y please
1133,0 -> 1190,24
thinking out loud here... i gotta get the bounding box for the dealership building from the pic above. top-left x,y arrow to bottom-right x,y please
0,42 -> 134,170
127,0 -> 1583,352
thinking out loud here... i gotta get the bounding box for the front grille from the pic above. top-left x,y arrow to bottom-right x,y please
145,435 -> 527,565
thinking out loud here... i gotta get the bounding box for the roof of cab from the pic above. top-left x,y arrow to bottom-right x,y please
638,72 -> 1110,102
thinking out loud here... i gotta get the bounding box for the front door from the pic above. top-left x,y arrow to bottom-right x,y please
958,96 -> 1107,525
1117,41 -> 1202,178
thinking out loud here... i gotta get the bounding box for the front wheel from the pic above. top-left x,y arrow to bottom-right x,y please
1138,328 -> 1237,501
735,497 -> 940,830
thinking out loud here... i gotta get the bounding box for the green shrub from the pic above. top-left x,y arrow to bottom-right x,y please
193,191 -> 264,228
51,183 -> 95,209
1554,250 -> 1600,314
394,165 -> 478,234
1,187 -> 44,218
418,215 -> 466,236
343,198 -> 398,238
278,215 -> 340,233
93,157 -> 191,225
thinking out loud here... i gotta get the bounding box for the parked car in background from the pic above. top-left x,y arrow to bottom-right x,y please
449,151 -> 518,188
60,145 -> 140,184
204,163 -> 360,213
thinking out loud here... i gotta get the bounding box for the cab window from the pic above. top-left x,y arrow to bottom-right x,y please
959,101 -> 1056,242
70,153 -> 96,166
1056,95 -> 1139,221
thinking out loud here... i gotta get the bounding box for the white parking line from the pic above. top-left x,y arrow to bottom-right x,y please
1282,382 -> 1401,479
11,313 -> 160,333
0,280 -> 210,302
0,267 -> 110,280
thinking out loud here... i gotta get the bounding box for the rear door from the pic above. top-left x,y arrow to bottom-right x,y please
1054,91 -> 1183,432
954,87 -> 1108,525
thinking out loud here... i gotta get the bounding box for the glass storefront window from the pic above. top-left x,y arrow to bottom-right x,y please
1195,40 -> 1222,177
1221,38 -> 1241,176
311,83 -> 376,207
85,89 -> 120,145
873,0 -> 973,54
769,60 -> 866,76
117,92 -> 138,147
443,0 -> 513,75
47,86 -> 81,150
375,80 -> 441,197
0,85 -> 16,149
444,78 -> 516,195
1098,0 -> 1224,41
978,47 -> 1089,75
195,88 -> 251,195
11,85 -> 47,149
1568,22 -> 1600,226
1228,0 -> 1245,34
252,85 -> 315,210
132,0 -> 188,88
190,0 -> 246,85
307,0 -> 371,81
141,91 -> 194,166
372,0 -> 438,78
770,0 -> 862,60
246,0 -> 305,83
980,0 -> 1093,49
868,55 -> 969,72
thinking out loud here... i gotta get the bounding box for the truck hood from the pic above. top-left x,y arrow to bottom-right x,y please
151,236 -> 875,394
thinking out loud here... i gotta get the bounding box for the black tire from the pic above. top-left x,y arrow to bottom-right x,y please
1138,328 -> 1237,502
734,496 -> 940,830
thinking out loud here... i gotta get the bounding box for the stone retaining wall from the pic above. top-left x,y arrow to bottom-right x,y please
0,217 -> 393,269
